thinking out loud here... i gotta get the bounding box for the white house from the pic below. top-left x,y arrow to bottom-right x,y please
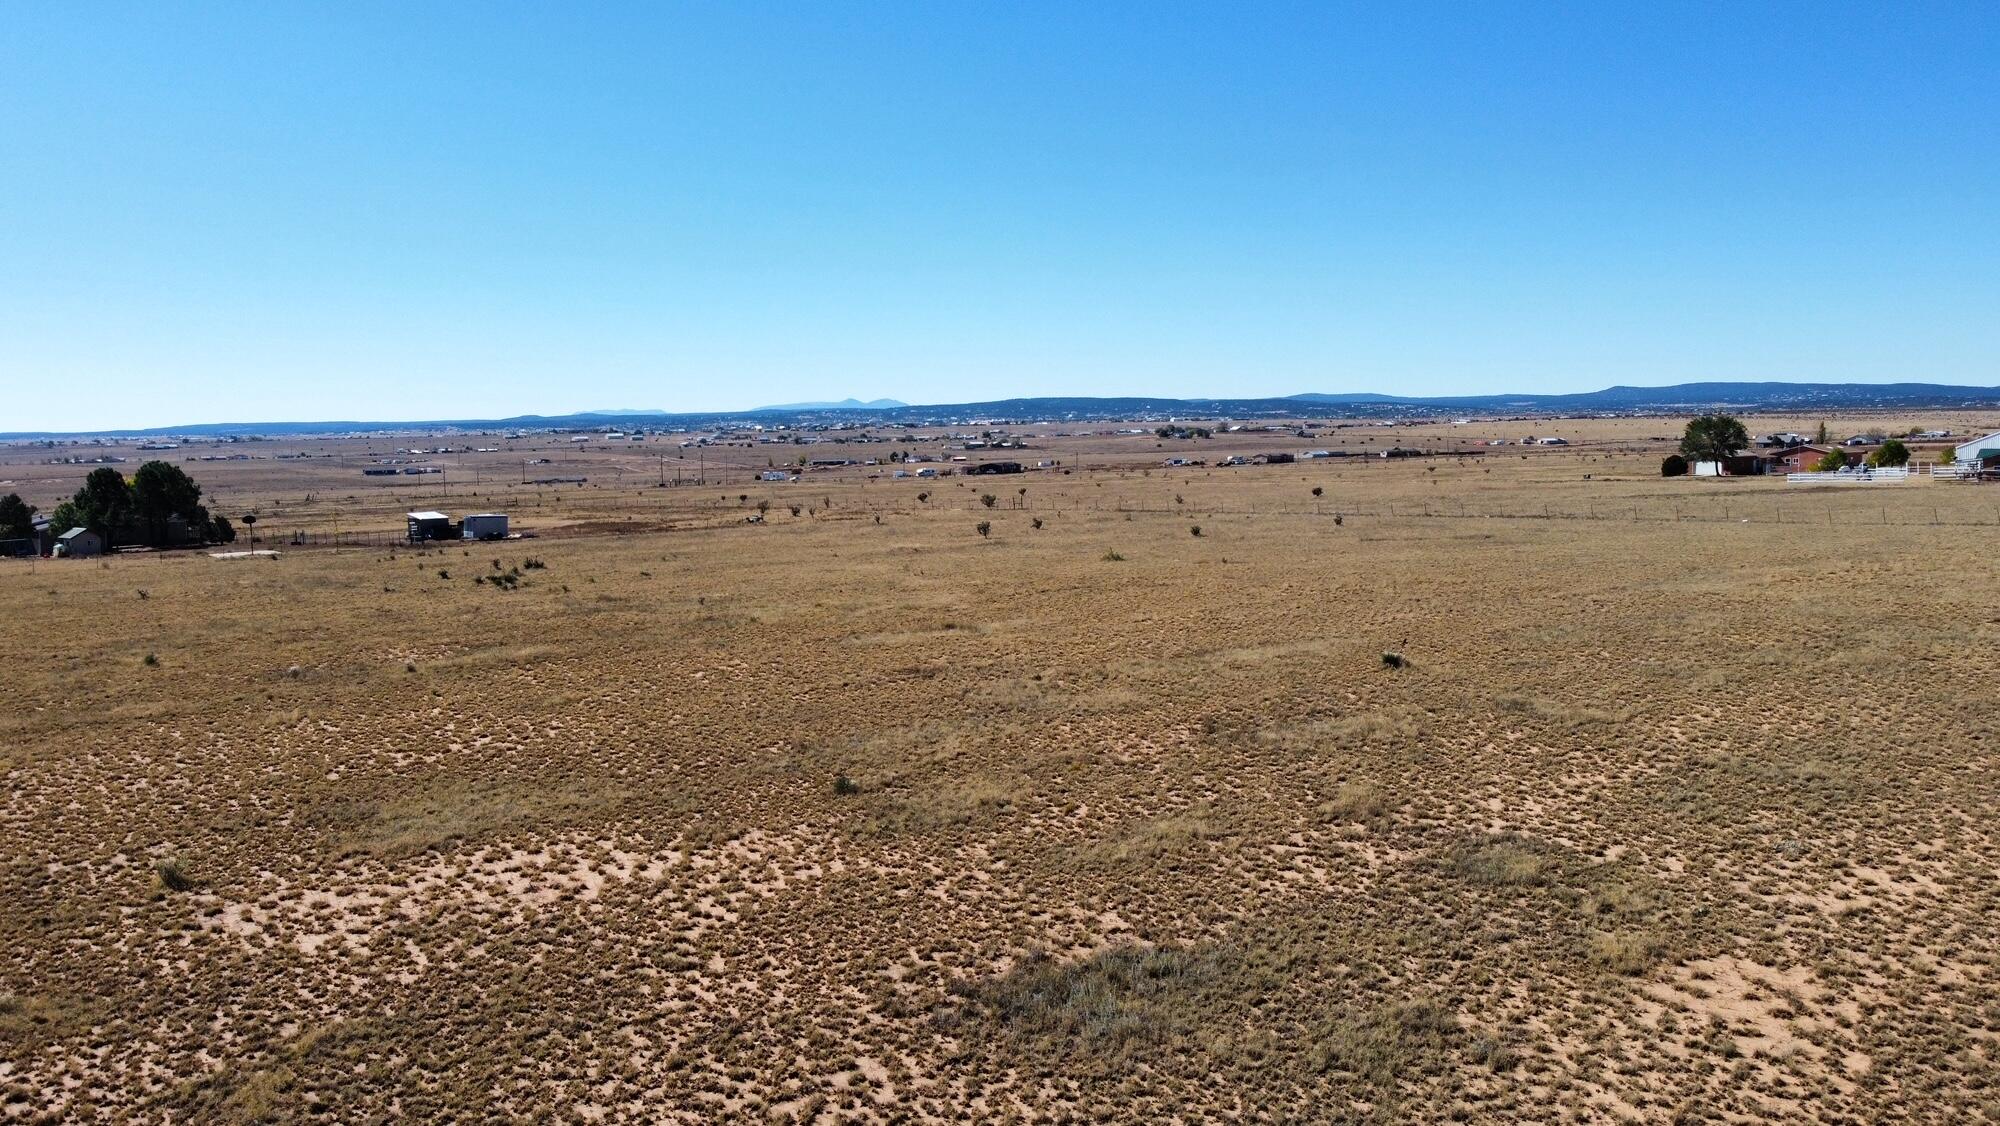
55,528 -> 103,558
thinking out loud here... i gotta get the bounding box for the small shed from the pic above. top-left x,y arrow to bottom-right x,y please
461,513 -> 509,541
56,527 -> 103,558
407,511 -> 451,542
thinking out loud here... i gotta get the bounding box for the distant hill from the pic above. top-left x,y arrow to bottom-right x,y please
751,398 -> 908,411
6,382 -> 1998,439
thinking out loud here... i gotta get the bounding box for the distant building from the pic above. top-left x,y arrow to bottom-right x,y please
1766,445 -> 1843,473
1953,431 -> 2000,468
461,513 -> 509,541
55,528 -> 103,558
965,461 -> 1024,475
407,511 -> 451,542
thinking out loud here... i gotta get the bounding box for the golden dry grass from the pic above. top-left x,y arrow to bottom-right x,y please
3,419 -> 1999,1121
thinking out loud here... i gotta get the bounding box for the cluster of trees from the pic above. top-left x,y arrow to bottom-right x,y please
1155,425 -> 1213,439
20,462 -> 235,550
1668,414 -> 1915,476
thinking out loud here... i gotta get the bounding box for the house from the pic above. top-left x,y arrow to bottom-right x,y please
406,511 -> 452,542
1766,445 -> 1845,473
1692,455 -> 1768,477
1536,437 -> 1569,446
1260,452 -> 1296,464
461,513 -> 509,541
1953,431 -> 2000,468
1843,434 -> 1883,447
55,528 -> 103,558
759,470 -> 791,482
965,461 -> 1023,475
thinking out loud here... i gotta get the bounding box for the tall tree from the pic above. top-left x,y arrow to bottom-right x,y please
1867,439 -> 1911,468
73,467 -> 134,548
132,460 -> 203,545
0,493 -> 35,540
1679,415 -> 1751,466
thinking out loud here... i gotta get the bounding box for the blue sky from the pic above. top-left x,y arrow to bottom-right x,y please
3,2 -> 1996,429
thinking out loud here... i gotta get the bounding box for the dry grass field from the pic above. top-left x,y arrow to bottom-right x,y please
4,417 -> 2000,1122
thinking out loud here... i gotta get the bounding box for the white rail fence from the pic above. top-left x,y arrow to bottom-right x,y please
1786,468 -> 1912,486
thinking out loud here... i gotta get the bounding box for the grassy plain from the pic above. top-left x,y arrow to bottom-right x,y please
3,416 -> 1999,1122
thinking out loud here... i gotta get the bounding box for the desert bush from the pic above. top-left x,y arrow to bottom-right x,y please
975,522 -> 991,538
155,857 -> 194,893
1102,549 -> 1125,562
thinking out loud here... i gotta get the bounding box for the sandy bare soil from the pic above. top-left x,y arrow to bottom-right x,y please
3,420 -> 1998,1121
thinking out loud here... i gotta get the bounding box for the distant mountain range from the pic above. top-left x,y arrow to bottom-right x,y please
6,382 -> 1998,439
753,397 -> 909,411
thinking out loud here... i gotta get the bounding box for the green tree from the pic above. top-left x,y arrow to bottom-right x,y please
1814,421 -> 1830,444
48,499 -> 84,536
132,460 -> 204,545
1867,439 -> 1910,468
1679,415 -> 1751,466
1811,449 -> 1847,472
1660,454 -> 1689,478
0,493 -> 35,540
72,467 -> 134,548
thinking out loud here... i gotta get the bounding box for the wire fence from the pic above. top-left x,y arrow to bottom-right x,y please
252,489 -> 2000,549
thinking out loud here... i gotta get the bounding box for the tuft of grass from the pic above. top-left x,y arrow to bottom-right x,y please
833,774 -> 861,796
1380,651 -> 1406,669
1320,781 -> 1391,824
1309,998 -> 1459,1083
1589,930 -> 1665,975
1101,549 -> 1125,562
943,944 -> 1218,1065
1451,836 -> 1550,887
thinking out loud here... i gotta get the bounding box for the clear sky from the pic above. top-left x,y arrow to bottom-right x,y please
3,2 -> 1997,430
